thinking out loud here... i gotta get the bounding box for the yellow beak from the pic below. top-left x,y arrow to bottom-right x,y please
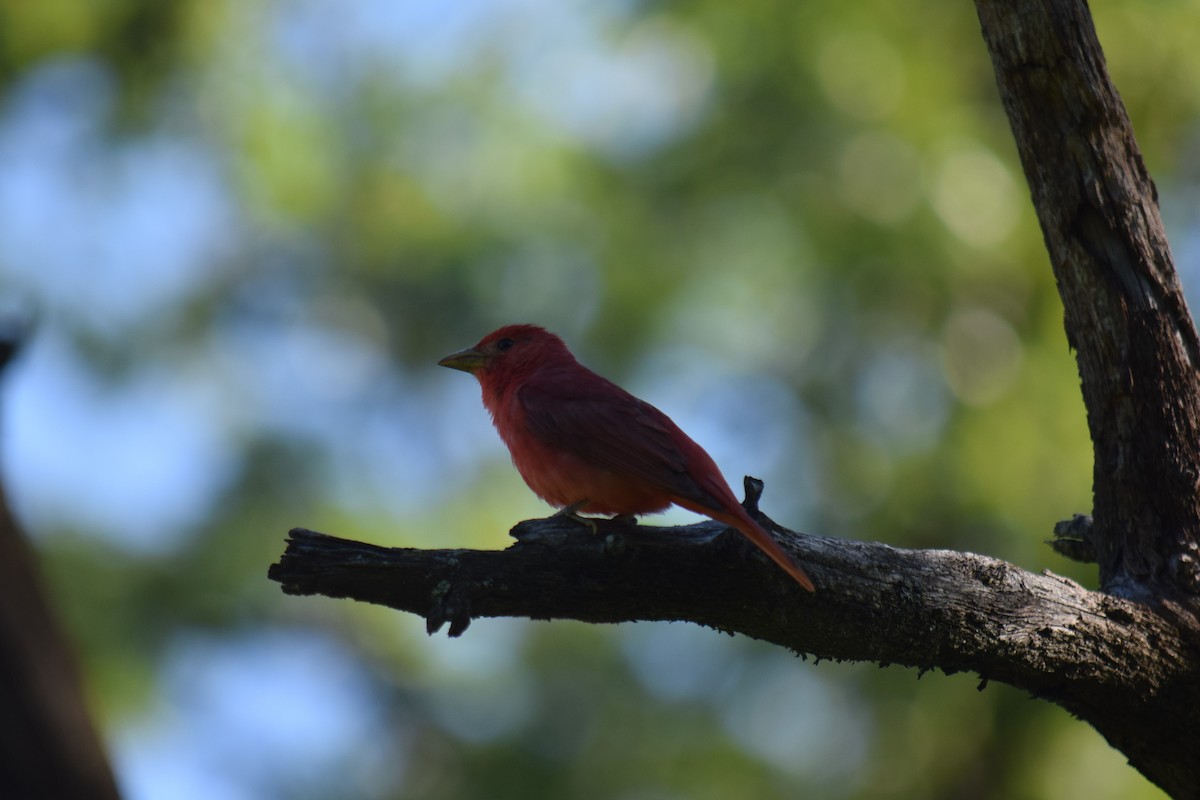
437,347 -> 486,373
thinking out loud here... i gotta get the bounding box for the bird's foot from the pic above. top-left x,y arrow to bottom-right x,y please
551,501 -> 598,534
610,513 -> 638,526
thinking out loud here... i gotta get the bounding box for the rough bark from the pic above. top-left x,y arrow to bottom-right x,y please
975,0 -> 1200,602
271,0 -> 1200,795
270,487 -> 1200,797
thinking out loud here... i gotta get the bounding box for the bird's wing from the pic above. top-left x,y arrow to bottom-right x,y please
517,367 -> 726,510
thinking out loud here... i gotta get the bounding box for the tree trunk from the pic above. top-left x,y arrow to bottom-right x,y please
974,0 -> 1200,605
0,334 -> 122,800
270,0 -> 1200,795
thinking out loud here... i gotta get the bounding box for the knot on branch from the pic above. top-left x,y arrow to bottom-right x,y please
1049,514 -> 1097,563
1171,540 -> 1200,595
427,578 -> 474,637
741,475 -> 766,515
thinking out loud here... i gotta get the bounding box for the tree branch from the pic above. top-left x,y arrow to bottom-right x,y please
269,480 -> 1198,796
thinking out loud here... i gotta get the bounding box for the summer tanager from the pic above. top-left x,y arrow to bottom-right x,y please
438,324 -> 816,591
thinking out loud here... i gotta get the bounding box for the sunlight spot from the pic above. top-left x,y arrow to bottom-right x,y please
940,307 -> 1024,406
930,146 -> 1019,248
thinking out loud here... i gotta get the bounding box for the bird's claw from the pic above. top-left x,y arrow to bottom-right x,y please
551,501 -> 599,534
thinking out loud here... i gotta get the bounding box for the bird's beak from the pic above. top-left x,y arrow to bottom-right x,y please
438,347 -> 486,373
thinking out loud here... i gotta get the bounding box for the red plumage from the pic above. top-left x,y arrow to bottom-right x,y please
439,324 -> 815,591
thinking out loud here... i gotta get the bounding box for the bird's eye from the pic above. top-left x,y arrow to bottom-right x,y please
497,338 -> 515,352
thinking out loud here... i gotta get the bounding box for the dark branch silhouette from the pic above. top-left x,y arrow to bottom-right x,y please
0,320 -> 121,800
269,477 -> 1198,797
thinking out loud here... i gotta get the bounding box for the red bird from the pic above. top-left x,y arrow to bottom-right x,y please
438,324 -> 815,591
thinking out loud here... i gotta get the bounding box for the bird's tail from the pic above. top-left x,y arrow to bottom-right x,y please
685,501 -> 816,592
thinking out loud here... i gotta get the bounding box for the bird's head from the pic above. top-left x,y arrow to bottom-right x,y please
438,324 -> 575,392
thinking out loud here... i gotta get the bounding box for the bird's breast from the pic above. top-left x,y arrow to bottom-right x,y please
498,421 -> 671,516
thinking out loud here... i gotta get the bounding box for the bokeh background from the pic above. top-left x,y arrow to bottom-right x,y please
1,0 -> 1195,797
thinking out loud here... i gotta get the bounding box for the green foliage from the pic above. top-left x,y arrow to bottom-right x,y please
1,0 -> 1190,796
